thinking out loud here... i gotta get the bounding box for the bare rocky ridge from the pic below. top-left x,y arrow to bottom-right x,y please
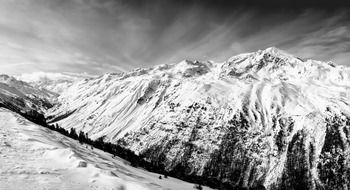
44,47 -> 350,189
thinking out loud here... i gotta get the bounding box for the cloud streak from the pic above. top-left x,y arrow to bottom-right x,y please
0,0 -> 349,75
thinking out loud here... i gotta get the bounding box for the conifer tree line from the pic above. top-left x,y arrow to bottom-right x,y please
46,123 -> 158,170
46,123 -> 236,190
0,104 -> 256,189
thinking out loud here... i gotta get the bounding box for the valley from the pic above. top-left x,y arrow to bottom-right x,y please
1,47 -> 350,189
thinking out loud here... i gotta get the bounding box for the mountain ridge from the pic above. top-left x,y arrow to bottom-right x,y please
1,47 -> 348,189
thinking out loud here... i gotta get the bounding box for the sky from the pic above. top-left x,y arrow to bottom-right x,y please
0,0 -> 349,75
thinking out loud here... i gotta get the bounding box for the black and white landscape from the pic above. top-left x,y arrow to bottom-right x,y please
1,0 -> 350,190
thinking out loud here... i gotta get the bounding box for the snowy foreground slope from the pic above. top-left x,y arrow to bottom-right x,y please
0,108 -> 210,190
48,47 -> 350,189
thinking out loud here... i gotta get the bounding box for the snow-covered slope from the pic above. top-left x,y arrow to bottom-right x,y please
0,74 -> 54,118
0,108 -> 209,190
17,72 -> 96,94
48,47 -> 350,189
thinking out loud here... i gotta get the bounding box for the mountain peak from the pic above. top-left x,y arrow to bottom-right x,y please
222,47 -> 350,82
260,47 -> 296,60
264,46 -> 282,53
227,47 -> 295,64
226,47 -> 296,69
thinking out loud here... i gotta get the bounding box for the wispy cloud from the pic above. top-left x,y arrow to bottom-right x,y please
0,0 -> 349,75
0,62 -> 33,67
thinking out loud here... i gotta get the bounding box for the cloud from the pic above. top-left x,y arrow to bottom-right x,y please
0,62 -> 33,67
0,0 -> 349,75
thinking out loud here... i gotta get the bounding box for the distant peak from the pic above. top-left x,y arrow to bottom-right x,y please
227,47 -> 296,65
0,74 -> 18,82
261,47 -> 292,57
264,46 -> 281,52
0,74 -> 10,79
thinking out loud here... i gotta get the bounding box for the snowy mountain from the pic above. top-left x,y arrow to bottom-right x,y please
17,72 -> 96,94
47,47 -> 350,189
0,74 -> 54,122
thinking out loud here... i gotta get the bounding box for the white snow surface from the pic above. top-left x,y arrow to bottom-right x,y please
0,108 -> 210,190
48,47 -> 350,183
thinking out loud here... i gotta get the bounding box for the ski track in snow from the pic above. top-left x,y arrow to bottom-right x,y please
0,109 -> 209,190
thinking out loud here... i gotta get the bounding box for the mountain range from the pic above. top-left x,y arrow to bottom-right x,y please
1,47 -> 350,190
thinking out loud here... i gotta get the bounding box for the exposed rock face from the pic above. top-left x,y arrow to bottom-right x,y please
317,114 -> 350,190
48,47 -> 350,189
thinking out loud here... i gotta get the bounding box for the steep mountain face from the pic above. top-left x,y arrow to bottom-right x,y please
0,74 -> 54,124
48,47 -> 350,189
